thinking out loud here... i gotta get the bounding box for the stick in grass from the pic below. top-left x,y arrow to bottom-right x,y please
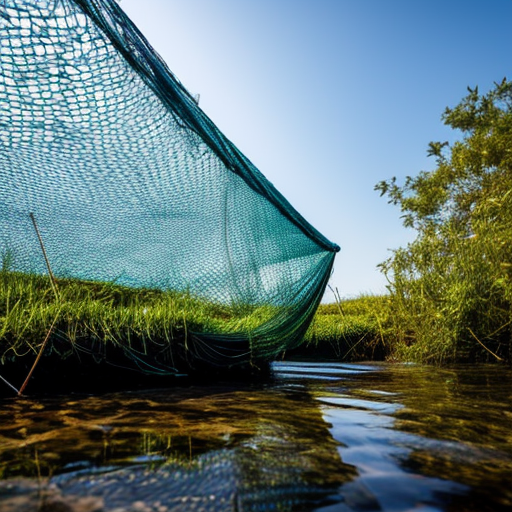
18,311 -> 60,396
18,213 -> 61,395
467,327 -> 504,362
29,212 -> 59,299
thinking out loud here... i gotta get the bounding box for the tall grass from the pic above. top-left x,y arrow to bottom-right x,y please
0,263 -> 397,374
0,269 -> 275,369
381,219 -> 512,364
302,294 -> 394,361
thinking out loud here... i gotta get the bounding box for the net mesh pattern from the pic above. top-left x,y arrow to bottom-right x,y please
0,0 -> 339,371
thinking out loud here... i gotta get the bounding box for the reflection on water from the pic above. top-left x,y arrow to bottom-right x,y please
0,362 -> 511,511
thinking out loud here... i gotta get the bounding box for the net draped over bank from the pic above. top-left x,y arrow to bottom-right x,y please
0,0 -> 339,371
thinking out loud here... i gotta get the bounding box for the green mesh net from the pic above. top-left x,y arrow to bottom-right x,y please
0,0 -> 339,373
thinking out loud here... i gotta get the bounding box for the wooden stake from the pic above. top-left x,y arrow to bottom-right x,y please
29,212 -> 59,299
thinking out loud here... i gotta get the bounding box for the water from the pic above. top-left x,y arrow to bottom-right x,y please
0,361 -> 511,511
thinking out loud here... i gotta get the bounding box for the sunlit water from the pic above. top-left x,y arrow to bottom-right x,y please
0,362 -> 511,511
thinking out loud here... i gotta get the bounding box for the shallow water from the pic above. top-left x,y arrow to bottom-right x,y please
0,362 -> 511,511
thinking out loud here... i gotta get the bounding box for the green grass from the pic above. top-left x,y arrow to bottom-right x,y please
0,267 -> 395,372
302,295 -> 394,361
6,267 -> 501,372
0,270 -> 275,367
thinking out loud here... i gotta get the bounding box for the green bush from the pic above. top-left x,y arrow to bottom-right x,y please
376,80 -> 512,364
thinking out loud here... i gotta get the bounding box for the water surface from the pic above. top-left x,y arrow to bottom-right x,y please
0,362 -> 510,511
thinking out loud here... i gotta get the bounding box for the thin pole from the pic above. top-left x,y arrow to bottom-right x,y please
29,212 -> 59,299
18,212 -> 61,395
468,327 -> 504,362
18,311 -> 60,396
0,373 -> 19,394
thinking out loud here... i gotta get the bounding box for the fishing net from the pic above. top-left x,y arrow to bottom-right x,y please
0,0 -> 339,374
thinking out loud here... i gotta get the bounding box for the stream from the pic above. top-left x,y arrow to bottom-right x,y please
0,361 -> 511,511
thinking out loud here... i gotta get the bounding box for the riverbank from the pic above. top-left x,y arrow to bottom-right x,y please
1,271 -> 510,396
0,271 -> 393,394
300,295 -> 391,361
0,271 -> 277,393
305,294 -> 511,365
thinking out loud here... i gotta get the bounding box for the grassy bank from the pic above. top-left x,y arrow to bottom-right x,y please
0,271 -> 396,394
301,295 -> 393,361
0,270 -> 280,390
1,268 -> 508,392
0,270 -> 276,352
306,293 -> 511,365
0,270 -> 389,369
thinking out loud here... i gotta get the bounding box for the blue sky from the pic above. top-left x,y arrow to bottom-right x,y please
121,0 -> 512,300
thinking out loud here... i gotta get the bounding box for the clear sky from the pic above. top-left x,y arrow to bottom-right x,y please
120,0 -> 512,301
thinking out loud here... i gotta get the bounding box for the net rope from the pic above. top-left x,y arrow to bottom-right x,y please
0,0 -> 339,372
